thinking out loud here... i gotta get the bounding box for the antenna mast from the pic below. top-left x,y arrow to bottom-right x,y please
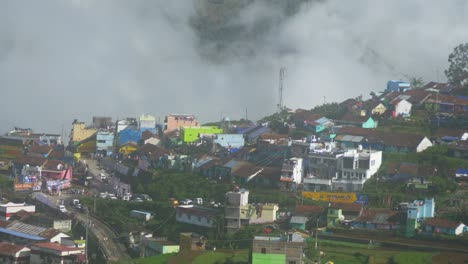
278,67 -> 286,112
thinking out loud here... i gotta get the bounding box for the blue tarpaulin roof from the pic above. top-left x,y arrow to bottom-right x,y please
455,168 -> 468,177
0,227 -> 45,241
441,136 -> 459,141
247,126 -> 270,140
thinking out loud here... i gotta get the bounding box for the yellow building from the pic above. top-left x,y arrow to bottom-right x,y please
71,121 -> 97,142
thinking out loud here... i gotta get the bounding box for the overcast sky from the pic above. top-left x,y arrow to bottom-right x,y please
0,0 -> 467,134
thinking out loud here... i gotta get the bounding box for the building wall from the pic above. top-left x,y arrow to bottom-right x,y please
252,253 -> 286,264
252,240 -> 303,264
162,245 -> 180,254
96,132 -> 114,155
362,118 -> 377,129
175,209 -> 214,228
416,137 -> 433,153
372,104 -> 387,115
214,134 -> 245,149
165,115 -> 199,134
395,100 -> 412,116
71,123 -> 96,142
53,220 -> 72,232
181,127 -> 223,143
139,114 -> 156,130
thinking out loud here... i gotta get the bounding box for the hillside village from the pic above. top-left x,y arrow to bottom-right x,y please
0,77 -> 468,263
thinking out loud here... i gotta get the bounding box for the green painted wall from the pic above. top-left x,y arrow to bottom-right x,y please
362,117 -> 377,128
162,245 -> 180,254
181,126 -> 224,143
252,253 -> 286,264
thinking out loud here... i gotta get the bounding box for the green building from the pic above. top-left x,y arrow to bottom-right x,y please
252,253 -> 286,264
252,233 -> 306,264
327,208 -> 344,228
180,126 -> 223,143
362,117 -> 377,129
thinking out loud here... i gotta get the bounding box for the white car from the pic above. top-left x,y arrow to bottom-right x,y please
58,205 -> 67,213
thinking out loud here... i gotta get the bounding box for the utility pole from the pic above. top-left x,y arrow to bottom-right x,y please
85,208 -> 89,263
278,67 -> 286,112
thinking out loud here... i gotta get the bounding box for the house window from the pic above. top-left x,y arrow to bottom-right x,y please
371,160 -> 375,166
198,216 -> 202,222
188,215 -> 191,220
261,248 -> 266,254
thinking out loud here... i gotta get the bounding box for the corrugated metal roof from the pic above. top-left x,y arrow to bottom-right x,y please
340,135 -> 364,143
0,227 -> 45,241
8,221 -> 47,236
290,216 -> 308,224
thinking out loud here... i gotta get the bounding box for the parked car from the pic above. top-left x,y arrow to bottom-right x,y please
106,194 -> 117,200
180,199 -> 193,205
122,193 -> 132,201
58,205 -> 67,213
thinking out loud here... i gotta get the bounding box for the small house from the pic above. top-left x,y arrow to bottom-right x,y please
424,218 -> 466,236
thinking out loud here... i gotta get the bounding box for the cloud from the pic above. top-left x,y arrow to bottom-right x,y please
0,0 -> 466,134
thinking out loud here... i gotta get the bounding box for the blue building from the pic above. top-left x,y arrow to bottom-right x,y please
386,80 -> 411,92
96,131 -> 114,156
407,198 -> 434,219
119,128 -> 141,146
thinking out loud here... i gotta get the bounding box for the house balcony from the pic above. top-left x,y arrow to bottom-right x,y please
280,176 -> 294,182
281,164 -> 295,171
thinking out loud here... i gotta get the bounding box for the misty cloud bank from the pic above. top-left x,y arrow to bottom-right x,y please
0,0 -> 467,134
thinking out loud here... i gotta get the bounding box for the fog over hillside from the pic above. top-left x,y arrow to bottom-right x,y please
0,0 -> 467,134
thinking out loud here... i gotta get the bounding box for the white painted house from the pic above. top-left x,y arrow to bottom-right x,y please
416,137 -> 433,153
393,99 -> 412,117
280,158 -> 303,187
333,148 -> 382,192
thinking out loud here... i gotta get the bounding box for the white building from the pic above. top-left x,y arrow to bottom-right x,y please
139,114 -> 156,130
0,202 -> 36,221
333,148 -> 382,192
303,147 -> 344,192
394,99 -> 412,117
280,158 -> 303,188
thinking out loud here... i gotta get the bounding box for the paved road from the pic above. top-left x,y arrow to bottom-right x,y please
74,211 -> 130,263
80,158 -> 131,262
37,158 -> 130,263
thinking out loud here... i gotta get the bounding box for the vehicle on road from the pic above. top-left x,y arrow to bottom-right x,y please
122,193 -> 132,201
180,199 -> 193,205
107,194 -> 118,200
58,205 -> 67,213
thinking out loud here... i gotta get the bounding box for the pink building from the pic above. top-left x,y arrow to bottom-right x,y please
164,114 -> 199,134
41,160 -> 73,180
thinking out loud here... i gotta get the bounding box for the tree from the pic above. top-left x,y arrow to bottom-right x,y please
406,76 -> 424,89
445,43 -> 468,85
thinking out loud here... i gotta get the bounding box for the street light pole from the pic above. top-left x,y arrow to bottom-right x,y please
315,218 -> 318,250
